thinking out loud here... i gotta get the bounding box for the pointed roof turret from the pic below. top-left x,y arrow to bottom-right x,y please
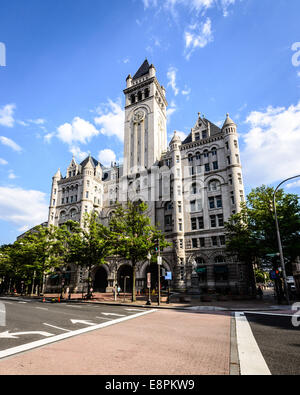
222,113 -> 236,129
133,59 -> 150,80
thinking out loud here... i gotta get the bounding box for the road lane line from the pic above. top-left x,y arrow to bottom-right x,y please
235,312 -> 271,375
43,323 -> 71,332
35,307 -> 48,311
0,309 -> 157,360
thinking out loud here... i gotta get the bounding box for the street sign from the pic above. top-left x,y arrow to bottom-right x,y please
157,256 -> 162,265
147,273 -> 151,288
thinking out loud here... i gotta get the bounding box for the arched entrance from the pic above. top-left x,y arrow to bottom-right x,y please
145,262 -> 169,291
117,264 -> 133,292
93,266 -> 108,292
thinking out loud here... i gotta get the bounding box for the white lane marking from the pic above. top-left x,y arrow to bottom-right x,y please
18,302 -> 27,304
0,309 -> 157,360
235,312 -> 271,375
0,331 -> 53,339
70,319 -> 97,326
101,312 -> 125,317
43,323 -> 71,332
124,308 -> 146,312
35,307 -> 48,311
0,302 -> 5,326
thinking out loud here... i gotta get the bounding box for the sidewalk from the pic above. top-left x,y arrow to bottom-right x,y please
35,291 -> 296,312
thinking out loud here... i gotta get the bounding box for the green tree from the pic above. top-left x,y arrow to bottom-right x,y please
225,185 -> 300,292
109,201 -> 170,302
65,212 -> 112,297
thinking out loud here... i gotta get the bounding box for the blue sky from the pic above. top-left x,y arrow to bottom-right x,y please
0,0 -> 300,244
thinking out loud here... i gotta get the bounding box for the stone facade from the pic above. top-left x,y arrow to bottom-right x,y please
46,60 -> 251,296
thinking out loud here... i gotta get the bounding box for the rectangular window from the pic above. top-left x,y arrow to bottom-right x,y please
192,238 -> 198,248
217,214 -> 224,227
231,196 -> 235,204
225,142 -> 229,150
209,197 -> 215,209
205,163 -> 210,172
190,200 -> 196,212
219,235 -> 226,245
52,199 -> 55,205
178,218 -> 182,231
165,215 -> 172,227
178,202 -> 182,213
196,165 -> 202,174
210,215 -> 216,228
189,167 -> 194,176
198,217 -> 204,229
213,161 -> 218,170
191,218 -> 197,230
195,132 -> 200,141
176,155 -> 180,163
235,154 -> 240,164
216,195 -> 222,208
227,156 -> 231,165
212,236 -> 218,246
61,198 -> 64,204
86,191 -> 89,198
202,131 -> 207,139
179,239 -> 183,249
70,196 -> 73,203
199,237 -> 205,247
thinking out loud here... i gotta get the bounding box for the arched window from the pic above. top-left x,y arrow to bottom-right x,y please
130,94 -> 135,104
188,153 -> 193,162
196,257 -> 205,265
144,88 -> 149,98
195,152 -> 201,160
138,91 -> 143,101
60,211 -> 66,220
211,147 -> 217,156
214,256 -> 226,263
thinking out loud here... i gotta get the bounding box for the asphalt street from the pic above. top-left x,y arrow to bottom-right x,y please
245,312 -> 300,375
0,297 -> 154,357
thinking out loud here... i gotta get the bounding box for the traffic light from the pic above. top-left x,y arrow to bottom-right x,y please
154,238 -> 160,254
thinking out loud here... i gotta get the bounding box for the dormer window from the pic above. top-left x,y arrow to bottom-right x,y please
195,132 -> 200,141
202,130 -> 207,139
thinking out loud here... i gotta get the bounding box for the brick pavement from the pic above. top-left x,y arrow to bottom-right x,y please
0,309 -> 231,375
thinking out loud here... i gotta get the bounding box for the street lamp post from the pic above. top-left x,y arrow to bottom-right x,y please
123,275 -> 129,302
146,252 -> 151,306
273,174 -> 300,305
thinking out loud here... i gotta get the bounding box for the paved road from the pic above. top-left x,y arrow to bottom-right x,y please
0,297 -> 154,358
245,312 -> 300,375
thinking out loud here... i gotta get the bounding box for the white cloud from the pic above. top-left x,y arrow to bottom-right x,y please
0,104 -> 15,127
56,117 -> 99,145
241,101 -> 300,186
0,158 -> 8,165
286,180 -> 300,189
166,100 -> 177,122
94,98 -> 125,142
181,87 -> 191,96
184,18 -> 213,59
0,136 -> 22,152
8,170 -> 17,179
98,149 -> 117,167
0,186 -> 48,231
69,146 -> 89,162
167,67 -> 179,96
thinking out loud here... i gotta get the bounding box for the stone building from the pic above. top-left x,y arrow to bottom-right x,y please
46,60 -> 250,296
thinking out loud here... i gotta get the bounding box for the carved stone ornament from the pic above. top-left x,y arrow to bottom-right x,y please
133,110 -> 145,123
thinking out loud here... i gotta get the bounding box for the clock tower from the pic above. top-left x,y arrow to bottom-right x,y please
123,59 -> 168,176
